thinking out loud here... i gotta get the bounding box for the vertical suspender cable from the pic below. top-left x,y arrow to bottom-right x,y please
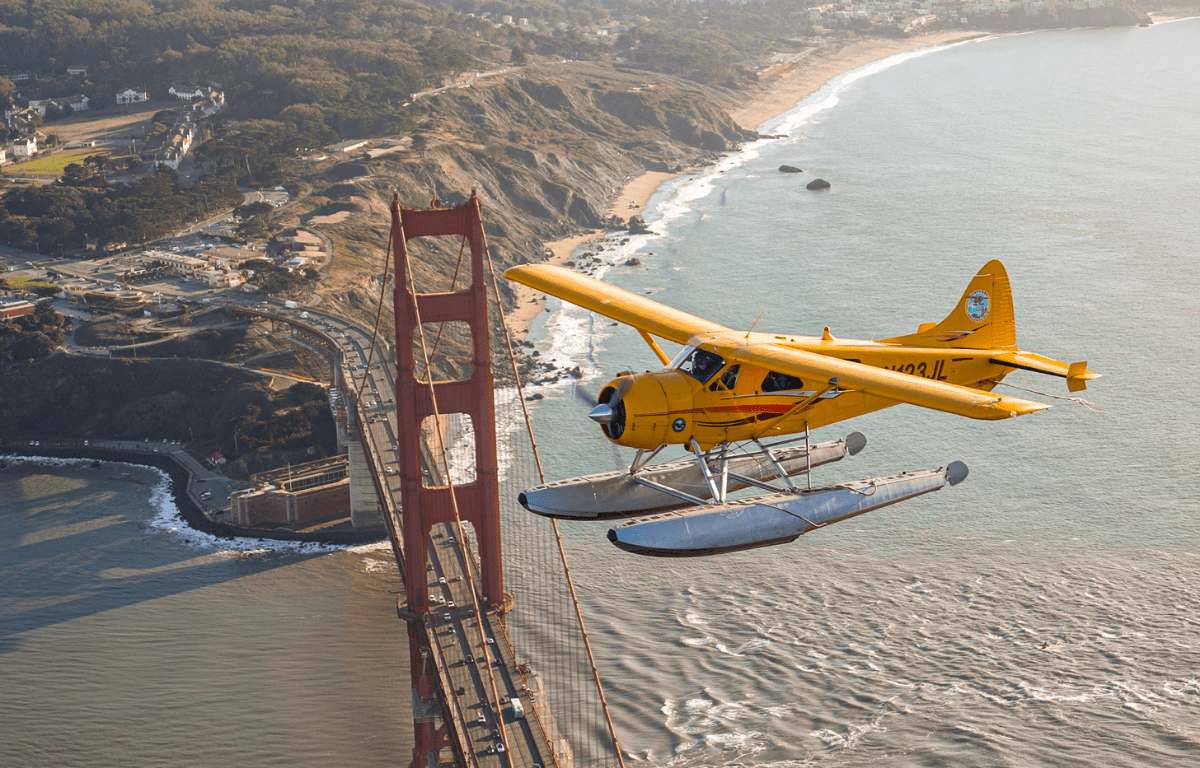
485,243 -> 628,768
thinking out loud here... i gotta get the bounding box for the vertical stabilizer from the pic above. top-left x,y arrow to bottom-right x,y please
882,260 -> 1017,350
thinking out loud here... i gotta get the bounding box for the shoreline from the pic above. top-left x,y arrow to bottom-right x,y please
1148,11 -> 1200,22
510,30 -> 989,340
1,446 -> 385,546
729,30 -> 990,130
505,170 -> 679,338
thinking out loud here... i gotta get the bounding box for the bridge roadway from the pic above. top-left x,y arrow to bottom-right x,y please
232,303 -> 562,768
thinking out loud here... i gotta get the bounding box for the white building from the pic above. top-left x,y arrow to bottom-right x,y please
197,268 -> 244,288
324,139 -> 369,153
60,94 -> 89,112
116,89 -> 149,105
149,251 -> 207,276
12,136 -> 37,158
169,85 -> 206,100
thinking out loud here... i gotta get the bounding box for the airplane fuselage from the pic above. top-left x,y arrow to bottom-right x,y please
596,331 -> 1012,450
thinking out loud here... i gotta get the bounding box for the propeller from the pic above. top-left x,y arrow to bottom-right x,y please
588,377 -> 633,426
572,378 -> 628,469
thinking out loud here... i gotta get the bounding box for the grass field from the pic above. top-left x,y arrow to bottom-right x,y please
8,148 -> 137,177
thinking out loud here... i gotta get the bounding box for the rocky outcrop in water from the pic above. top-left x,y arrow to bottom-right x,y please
628,216 -> 653,234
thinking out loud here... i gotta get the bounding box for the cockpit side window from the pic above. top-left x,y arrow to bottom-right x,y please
678,348 -> 726,384
721,364 -> 740,389
761,370 -> 804,393
710,364 -> 740,391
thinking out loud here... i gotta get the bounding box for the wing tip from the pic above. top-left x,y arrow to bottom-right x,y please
996,399 -> 1052,418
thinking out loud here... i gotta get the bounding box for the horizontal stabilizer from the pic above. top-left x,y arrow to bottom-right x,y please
1067,361 -> 1091,393
991,351 -> 1100,392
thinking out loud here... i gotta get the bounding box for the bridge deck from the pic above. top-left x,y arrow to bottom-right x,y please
426,522 -> 559,768
232,304 -> 564,768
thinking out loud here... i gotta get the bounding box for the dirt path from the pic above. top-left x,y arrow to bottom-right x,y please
45,100 -> 177,145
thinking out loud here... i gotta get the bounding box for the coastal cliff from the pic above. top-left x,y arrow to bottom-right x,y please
305,57 -> 757,337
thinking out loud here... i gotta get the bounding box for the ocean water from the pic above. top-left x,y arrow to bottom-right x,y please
524,18 -> 1200,767
4,19 -> 1200,768
0,458 -> 412,767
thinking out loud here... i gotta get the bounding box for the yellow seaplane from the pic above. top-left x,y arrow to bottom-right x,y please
505,260 -> 1098,557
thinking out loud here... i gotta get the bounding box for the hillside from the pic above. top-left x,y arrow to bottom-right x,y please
0,354 -> 337,476
255,57 -> 757,350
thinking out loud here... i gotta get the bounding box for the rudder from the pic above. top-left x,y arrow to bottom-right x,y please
882,260 -> 1017,350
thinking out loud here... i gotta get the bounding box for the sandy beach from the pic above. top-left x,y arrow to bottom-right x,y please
730,30 -> 989,130
506,31 -> 988,338
504,172 -> 678,337
1148,11 -> 1200,22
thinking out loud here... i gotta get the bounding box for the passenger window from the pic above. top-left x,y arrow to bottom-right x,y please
678,348 -> 726,384
761,371 -> 804,393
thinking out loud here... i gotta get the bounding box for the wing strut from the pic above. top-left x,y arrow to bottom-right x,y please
639,330 -> 671,366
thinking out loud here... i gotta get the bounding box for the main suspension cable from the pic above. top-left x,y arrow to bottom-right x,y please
353,226 -> 393,397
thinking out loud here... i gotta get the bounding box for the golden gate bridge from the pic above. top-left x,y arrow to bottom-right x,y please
351,192 -> 626,768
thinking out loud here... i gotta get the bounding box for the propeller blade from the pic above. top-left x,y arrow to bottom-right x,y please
607,377 -> 633,410
572,383 -> 598,408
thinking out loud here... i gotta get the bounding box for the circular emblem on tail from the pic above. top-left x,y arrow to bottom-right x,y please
966,290 -> 990,323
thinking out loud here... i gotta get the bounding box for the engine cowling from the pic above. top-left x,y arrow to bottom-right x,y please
590,371 -> 695,450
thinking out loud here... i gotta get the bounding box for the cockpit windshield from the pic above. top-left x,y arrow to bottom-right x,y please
677,347 -> 726,384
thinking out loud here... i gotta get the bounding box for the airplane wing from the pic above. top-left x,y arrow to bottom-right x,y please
505,263 -> 1048,420
504,264 -> 730,345
715,339 -> 1051,421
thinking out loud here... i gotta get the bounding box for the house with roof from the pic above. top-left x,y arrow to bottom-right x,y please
116,89 -> 149,105
325,139 -> 369,153
4,108 -> 40,135
66,64 -> 89,77
0,299 -> 37,319
169,85 -> 205,100
12,135 -> 37,158
58,94 -> 90,112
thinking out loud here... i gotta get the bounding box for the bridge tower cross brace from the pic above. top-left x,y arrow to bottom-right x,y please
390,192 -> 505,764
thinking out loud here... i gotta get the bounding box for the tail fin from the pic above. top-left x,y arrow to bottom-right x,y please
881,260 -> 1017,350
